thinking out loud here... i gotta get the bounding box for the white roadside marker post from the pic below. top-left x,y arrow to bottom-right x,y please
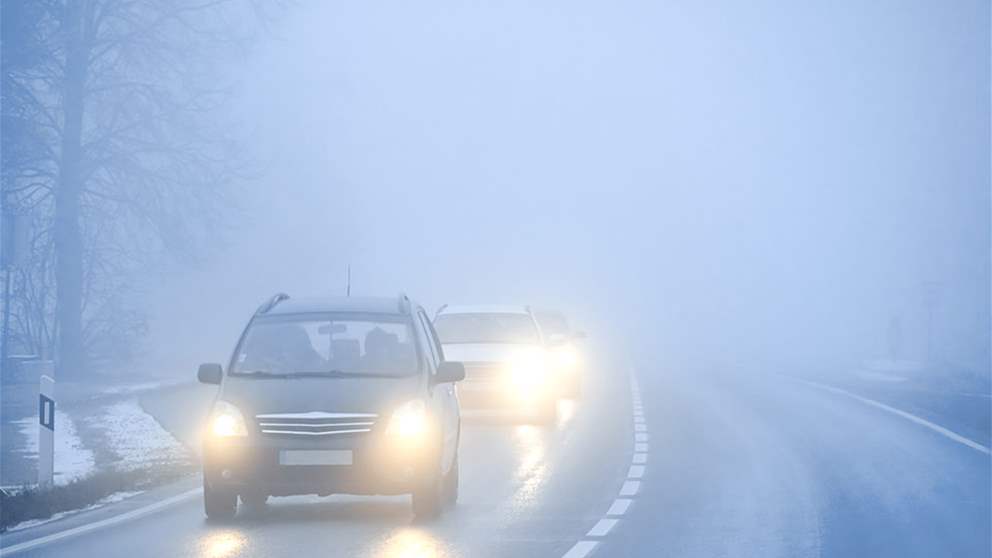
38,374 -> 55,487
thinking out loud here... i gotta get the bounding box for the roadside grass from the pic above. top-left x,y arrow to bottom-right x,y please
0,463 -> 195,531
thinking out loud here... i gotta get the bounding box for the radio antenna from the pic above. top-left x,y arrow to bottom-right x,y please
346,265 -> 351,297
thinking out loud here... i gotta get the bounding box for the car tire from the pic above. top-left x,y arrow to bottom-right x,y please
443,453 -> 459,507
412,464 -> 443,521
204,482 -> 237,520
240,489 -> 268,508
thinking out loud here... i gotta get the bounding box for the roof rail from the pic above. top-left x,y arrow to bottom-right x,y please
256,292 -> 290,315
397,292 -> 411,315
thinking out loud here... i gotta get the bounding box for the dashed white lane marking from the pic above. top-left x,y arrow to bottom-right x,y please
802,380 -> 991,456
586,518 -> 619,537
562,540 -> 599,558
562,370 -> 647,558
606,498 -> 632,516
0,488 -> 201,557
619,480 -> 641,496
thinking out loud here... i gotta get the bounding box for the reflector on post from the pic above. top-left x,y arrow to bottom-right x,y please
38,374 -> 55,487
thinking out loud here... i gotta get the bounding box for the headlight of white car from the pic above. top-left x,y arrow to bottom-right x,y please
209,400 -> 248,437
552,344 -> 581,370
505,350 -> 550,393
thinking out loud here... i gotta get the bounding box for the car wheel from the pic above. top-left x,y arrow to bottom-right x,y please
204,482 -> 237,520
240,489 -> 268,508
443,453 -> 459,507
412,465 -> 443,521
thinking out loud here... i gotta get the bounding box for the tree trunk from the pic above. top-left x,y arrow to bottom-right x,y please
55,0 -> 89,377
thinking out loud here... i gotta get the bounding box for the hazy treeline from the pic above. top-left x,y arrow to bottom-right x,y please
1,0 -> 274,376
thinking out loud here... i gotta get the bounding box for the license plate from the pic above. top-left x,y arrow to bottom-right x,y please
279,450 -> 352,466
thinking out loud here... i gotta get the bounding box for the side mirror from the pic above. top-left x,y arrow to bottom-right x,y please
198,363 -> 223,385
434,361 -> 465,384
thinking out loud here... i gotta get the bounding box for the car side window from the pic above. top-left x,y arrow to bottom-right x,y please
415,309 -> 440,369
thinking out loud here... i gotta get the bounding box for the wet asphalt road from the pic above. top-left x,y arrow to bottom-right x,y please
2,359 -> 989,557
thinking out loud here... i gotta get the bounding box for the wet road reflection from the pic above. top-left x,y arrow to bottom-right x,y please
374,528 -> 448,558
197,530 -> 246,558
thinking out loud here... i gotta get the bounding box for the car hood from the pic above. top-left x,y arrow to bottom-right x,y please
441,343 -> 543,364
216,374 -> 423,417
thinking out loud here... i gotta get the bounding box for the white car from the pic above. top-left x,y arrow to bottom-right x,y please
433,305 -> 568,422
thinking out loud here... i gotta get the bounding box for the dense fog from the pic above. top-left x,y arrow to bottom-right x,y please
140,0 -> 989,378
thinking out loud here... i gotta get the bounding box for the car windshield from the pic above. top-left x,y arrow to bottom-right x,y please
230,313 -> 418,377
434,312 -> 540,344
535,311 -> 570,336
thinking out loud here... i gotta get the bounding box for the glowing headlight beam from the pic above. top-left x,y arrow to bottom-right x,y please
209,401 -> 248,437
387,399 -> 428,438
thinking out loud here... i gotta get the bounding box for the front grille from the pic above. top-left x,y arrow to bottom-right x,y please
255,411 -> 377,437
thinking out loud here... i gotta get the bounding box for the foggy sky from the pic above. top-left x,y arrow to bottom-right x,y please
144,0 -> 989,376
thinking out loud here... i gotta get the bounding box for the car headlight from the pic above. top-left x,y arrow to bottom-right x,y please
386,399 -> 428,439
505,351 -> 549,392
553,344 -> 580,370
209,401 -> 248,437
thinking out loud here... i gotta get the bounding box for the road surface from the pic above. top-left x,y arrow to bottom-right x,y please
2,357 -> 989,557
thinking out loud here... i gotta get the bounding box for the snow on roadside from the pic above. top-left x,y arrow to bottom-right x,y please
84,399 -> 189,470
13,411 -> 95,485
98,381 -> 165,396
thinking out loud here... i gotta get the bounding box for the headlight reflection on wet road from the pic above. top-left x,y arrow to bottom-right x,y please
376,528 -> 447,558
512,425 -> 550,507
198,530 -> 246,558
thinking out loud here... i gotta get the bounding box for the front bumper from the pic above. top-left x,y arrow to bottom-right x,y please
203,432 -> 436,497
457,379 -> 558,412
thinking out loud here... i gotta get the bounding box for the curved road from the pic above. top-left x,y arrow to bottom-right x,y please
2,358 -> 989,557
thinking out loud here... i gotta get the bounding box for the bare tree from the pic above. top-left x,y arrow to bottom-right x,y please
3,0 -> 270,376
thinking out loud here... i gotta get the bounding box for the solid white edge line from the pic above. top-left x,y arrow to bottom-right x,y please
0,488 -> 202,557
619,480 -> 640,496
606,498 -> 632,516
561,540 -> 599,558
632,453 -> 647,464
802,380 -> 991,455
586,518 -> 619,537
